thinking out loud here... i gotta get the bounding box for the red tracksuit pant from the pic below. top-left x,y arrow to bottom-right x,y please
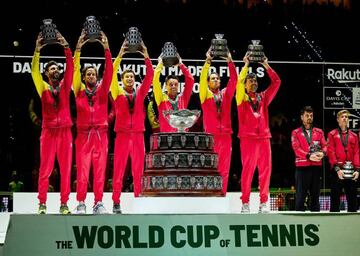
214,134 -> 232,195
38,127 -> 72,204
75,129 -> 108,204
240,137 -> 271,204
112,132 -> 145,204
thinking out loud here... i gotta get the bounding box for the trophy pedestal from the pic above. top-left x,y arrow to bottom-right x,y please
141,132 -> 224,197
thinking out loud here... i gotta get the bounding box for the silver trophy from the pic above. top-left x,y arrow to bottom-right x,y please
161,42 -> 179,67
83,16 -> 101,42
40,19 -> 58,44
248,40 -> 265,63
211,34 -> 228,58
342,161 -> 355,179
163,109 -> 201,133
125,27 -> 142,53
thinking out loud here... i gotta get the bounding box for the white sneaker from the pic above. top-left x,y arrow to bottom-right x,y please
76,202 -> 86,214
241,203 -> 250,213
93,202 -> 107,214
259,203 -> 270,213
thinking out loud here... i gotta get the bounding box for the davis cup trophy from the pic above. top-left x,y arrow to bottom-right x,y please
83,16 -> 101,42
141,108 -> 223,196
211,33 -> 228,58
163,109 -> 201,132
248,40 -> 266,62
161,42 -> 179,67
125,27 -> 142,53
342,161 -> 355,179
40,19 -> 58,44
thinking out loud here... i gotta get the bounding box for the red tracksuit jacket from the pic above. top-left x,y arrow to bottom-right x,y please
291,127 -> 327,167
327,128 -> 360,169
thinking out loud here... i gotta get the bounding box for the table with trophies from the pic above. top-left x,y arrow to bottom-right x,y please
141,109 -> 223,196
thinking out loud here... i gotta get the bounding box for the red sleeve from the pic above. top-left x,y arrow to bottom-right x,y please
103,49 -> 114,92
62,48 -> 73,92
137,58 -> 154,99
264,68 -> 281,106
224,61 -> 238,99
100,49 -> 113,96
179,63 -> 194,107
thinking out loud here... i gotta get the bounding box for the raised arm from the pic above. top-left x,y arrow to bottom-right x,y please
136,41 -> 154,99
235,53 -> 250,105
73,31 -> 88,96
31,33 -> 46,97
110,40 -> 128,100
153,56 -> 164,106
199,48 -> 213,104
57,32 -> 73,92
261,57 -> 281,105
97,31 -> 113,93
223,51 -> 237,98
178,54 -> 195,107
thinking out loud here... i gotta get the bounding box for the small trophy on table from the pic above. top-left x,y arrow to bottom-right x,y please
83,16 -> 101,42
248,40 -> 266,62
211,33 -> 228,58
161,42 -> 179,67
40,19 -> 58,44
125,27 -> 143,53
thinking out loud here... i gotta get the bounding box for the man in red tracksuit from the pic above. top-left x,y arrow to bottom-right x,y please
291,106 -> 327,211
111,39 -> 154,213
199,48 -> 237,195
236,54 -> 281,213
31,32 -> 73,214
328,110 -> 359,212
153,54 -> 194,132
73,31 -> 113,214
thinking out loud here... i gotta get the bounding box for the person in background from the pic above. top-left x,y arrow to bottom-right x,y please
327,109 -> 359,212
31,32 -> 73,214
73,30 -> 113,214
236,53 -> 281,213
291,106 -> 326,212
153,53 -> 194,132
110,39 -> 154,213
199,47 -> 237,195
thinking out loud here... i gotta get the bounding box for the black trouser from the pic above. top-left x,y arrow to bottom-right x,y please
330,170 -> 358,212
295,166 -> 321,211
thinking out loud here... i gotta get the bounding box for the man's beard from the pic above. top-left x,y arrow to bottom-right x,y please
50,72 -> 60,84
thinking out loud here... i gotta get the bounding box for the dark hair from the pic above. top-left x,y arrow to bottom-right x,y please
207,72 -> 219,82
245,72 -> 257,83
121,69 -> 135,79
165,75 -> 179,84
44,61 -> 58,72
81,66 -> 98,79
300,105 -> 313,115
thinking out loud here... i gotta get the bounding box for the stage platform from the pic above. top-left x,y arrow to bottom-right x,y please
1,192 -> 359,256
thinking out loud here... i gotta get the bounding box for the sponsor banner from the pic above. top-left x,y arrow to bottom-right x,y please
323,87 -> 353,109
10,56 -> 266,94
3,213 -> 360,256
325,65 -> 360,86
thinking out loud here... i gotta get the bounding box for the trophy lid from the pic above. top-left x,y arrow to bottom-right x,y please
251,39 -> 261,45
